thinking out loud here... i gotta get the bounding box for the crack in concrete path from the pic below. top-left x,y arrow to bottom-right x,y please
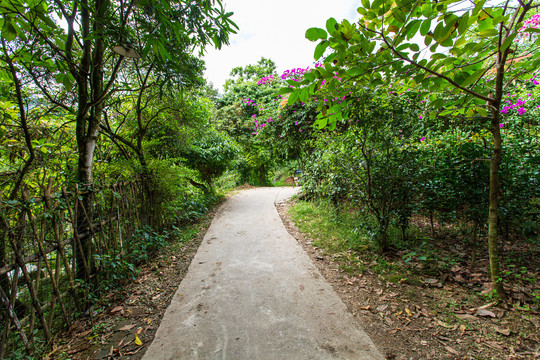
142,187 -> 383,360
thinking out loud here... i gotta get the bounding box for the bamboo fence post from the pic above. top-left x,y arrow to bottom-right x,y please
0,285 -> 30,354
61,187 -> 89,281
76,188 -> 96,278
23,191 -> 71,327
45,179 -> 80,312
5,199 -> 52,343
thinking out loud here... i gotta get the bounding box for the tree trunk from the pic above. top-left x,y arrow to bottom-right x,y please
74,0 -> 106,281
488,111 -> 506,299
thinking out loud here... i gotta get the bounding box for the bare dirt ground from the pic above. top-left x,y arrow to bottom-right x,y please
277,200 -> 540,360
49,214 -> 214,360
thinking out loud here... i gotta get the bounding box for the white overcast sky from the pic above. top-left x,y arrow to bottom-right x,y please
203,1 -> 359,92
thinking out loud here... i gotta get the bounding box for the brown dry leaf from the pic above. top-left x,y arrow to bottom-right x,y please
455,314 -> 478,321
478,302 -> 496,310
110,306 -> 123,314
124,347 -> 143,355
495,327 -> 511,336
79,329 -> 92,337
437,320 -> 454,329
445,346 -> 459,355
459,324 -> 467,335
359,305 -> 371,310
475,308 -> 496,318
484,341 -> 504,350
136,327 -> 143,335
118,324 -> 136,331
405,308 -> 413,317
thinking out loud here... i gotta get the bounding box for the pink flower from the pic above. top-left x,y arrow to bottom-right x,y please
499,123 -> 504,128
420,136 -> 425,142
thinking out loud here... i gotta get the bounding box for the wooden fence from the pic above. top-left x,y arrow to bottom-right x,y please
0,178 -> 147,357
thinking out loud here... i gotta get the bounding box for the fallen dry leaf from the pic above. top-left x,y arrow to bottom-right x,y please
405,308 -> 413,317
475,308 -> 496,318
455,314 -> 478,321
124,347 -> 143,355
437,320 -> 454,329
118,324 -> 136,331
495,327 -> 511,336
110,306 -> 123,314
445,346 -> 459,355
483,341 -> 505,350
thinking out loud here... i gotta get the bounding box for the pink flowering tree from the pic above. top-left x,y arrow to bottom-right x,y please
283,0 -> 540,299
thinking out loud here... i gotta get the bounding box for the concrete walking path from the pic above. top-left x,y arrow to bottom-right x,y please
142,187 -> 383,360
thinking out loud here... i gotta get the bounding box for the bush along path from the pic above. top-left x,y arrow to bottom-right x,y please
141,187 -> 383,360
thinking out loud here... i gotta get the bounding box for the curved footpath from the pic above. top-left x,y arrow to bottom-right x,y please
142,187 -> 383,360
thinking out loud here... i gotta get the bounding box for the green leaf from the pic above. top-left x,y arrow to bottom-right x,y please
472,0 -> 487,15
316,117 -> 328,129
306,27 -> 327,41
288,89 -> 300,105
371,0 -> 384,10
460,69 -> 485,87
361,0 -> 370,9
406,20 -> 422,40
458,13 -> 470,34
277,87 -> 293,96
299,86 -> 311,103
62,73 -> 74,90
346,67 -> 364,77
500,33 -> 516,51
420,19 -> 431,36
314,40 -> 329,60
1,18 -> 18,41
476,106 -> 488,117
478,29 -> 498,37
326,18 -> 338,35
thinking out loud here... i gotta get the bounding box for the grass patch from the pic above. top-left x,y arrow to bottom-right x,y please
288,199 -> 399,274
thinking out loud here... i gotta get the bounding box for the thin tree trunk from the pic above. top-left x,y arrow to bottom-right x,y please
74,0 -> 106,281
488,111 -> 505,299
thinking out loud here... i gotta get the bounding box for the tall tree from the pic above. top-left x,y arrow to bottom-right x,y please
1,0 -> 237,280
